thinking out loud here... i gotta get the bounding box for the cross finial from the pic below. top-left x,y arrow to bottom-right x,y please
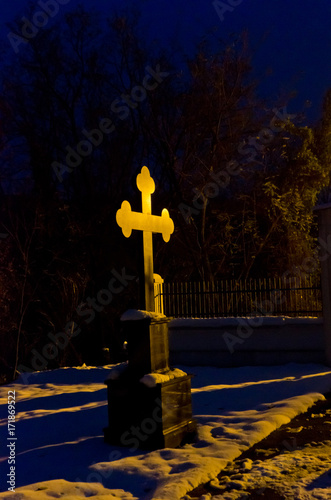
137,166 -> 155,197
116,166 -> 174,311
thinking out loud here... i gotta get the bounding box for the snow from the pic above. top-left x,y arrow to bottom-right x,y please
105,362 -> 187,387
121,310 -> 167,321
106,362 -> 129,381
140,368 -> 187,388
1,363 -> 331,499
169,316 -> 323,328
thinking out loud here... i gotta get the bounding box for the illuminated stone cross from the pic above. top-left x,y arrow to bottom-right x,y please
116,166 -> 174,311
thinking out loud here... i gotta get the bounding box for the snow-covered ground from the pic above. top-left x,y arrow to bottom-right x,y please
1,363 -> 331,499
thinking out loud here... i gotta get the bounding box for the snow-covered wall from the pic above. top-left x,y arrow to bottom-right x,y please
168,317 -> 325,367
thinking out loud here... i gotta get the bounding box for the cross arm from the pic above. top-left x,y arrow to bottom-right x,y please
116,201 -> 174,242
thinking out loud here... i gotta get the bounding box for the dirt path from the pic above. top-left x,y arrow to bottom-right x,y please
188,392 -> 331,499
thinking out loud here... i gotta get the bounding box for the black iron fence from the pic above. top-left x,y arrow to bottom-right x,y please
158,276 -> 322,318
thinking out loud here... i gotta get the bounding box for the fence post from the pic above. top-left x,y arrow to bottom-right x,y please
314,204 -> 331,366
153,273 -> 164,315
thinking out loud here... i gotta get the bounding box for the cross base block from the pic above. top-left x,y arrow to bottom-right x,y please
104,374 -> 197,449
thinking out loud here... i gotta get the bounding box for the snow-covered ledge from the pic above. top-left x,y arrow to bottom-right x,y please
140,368 -> 187,388
168,316 -> 325,367
121,309 -> 167,321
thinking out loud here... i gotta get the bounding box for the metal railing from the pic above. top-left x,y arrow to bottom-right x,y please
160,276 -> 322,318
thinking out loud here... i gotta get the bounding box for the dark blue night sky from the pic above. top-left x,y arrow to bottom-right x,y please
1,0 -> 331,124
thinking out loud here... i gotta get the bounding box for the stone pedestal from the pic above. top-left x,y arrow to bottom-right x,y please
104,314 -> 197,449
104,374 -> 196,449
123,317 -> 170,377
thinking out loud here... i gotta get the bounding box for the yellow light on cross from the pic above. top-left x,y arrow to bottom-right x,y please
116,202 -> 174,242
116,166 -> 174,311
